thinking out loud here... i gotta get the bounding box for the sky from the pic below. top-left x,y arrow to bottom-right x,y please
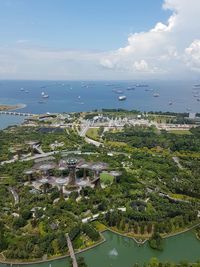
0,0 -> 200,80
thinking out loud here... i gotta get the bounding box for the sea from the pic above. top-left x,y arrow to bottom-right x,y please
0,80 -> 200,129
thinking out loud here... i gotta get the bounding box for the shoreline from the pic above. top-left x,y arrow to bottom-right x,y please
1,225 -> 200,265
162,222 -> 200,239
103,228 -> 148,245
0,233 -> 106,266
0,103 -> 26,112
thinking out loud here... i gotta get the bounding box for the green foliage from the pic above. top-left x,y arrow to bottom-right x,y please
0,114 -> 200,261
77,256 -> 88,267
104,125 -> 200,152
149,231 -> 163,251
82,224 -> 100,241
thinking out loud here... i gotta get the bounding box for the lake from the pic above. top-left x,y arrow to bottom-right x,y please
0,114 -> 24,130
0,230 -> 199,267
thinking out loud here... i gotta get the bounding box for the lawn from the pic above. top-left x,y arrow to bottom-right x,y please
168,130 -> 192,135
100,172 -> 114,185
92,221 -> 107,232
86,128 -> 99,140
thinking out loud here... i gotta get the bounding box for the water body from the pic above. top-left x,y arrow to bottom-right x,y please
0,230 -> 199,267
0,114 -> 24,130
0,80 -> 199,116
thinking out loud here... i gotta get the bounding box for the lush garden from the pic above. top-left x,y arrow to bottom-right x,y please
0,112 -> 200,263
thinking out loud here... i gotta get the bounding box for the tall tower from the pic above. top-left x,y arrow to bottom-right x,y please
67,158 -> 77,186
90,163 -> 108,189
39,178 -> 49,194
56,178 -> 67,199
110,171 -> 122,183
24,169 -> 34,183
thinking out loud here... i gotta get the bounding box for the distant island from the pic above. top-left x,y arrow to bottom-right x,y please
0,103 -> 26,111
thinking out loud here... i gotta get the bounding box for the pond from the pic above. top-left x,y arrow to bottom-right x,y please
1,230 -> 200,267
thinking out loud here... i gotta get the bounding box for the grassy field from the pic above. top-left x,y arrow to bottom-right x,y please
86,128 -> 99,140
168,130 -> 192,135
169,193 -> 199,202
92,221 -> 107,232
100,172 -> 114,184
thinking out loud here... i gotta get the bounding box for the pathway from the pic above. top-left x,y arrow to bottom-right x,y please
85,136 -> 102,147
172,156 -> 183,169
9,187 -> 19,205
65,233 -> 78,267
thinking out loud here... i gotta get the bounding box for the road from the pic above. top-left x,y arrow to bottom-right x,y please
85,137 -> 102,147
79,120 -> 91,137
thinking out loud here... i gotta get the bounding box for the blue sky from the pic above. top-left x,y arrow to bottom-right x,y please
0,0 -> 199,80
0,0 -> 171,50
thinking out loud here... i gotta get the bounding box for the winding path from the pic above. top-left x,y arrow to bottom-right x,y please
9,187 -> 19,205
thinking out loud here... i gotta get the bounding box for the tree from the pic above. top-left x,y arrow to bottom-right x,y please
149,231 -> 163,251
149,257 -> 159,267
0,221 -> 7,251
77,256 -> 88,267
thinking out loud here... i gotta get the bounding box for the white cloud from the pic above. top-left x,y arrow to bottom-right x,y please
100,0 -> 200,78
134,60 -> 149,72
185,40 -> 200,72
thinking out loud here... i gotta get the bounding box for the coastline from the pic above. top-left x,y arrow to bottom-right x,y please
0,103 -> 26,111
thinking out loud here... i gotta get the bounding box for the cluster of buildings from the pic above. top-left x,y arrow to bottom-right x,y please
24,158 -> 120,198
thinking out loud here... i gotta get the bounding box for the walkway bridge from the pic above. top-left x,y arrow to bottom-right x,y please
65,233 -> 78,267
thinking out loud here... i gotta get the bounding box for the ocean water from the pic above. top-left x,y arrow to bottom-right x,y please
0,80 -> 199,115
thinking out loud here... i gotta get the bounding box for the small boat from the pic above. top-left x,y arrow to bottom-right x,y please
136,84 -> 149,87
193,84 -> 200,88
116,90 -> 123,94
118,95 -> 126,101
20,87 -> 24,91
193,95 -> 199,98
25,90 -> 29,93
42,94 -> 49,98
41,92 -> 49,98
112,89 -> 123,94
153,93 -> 160,97
168,101 -> 173,105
